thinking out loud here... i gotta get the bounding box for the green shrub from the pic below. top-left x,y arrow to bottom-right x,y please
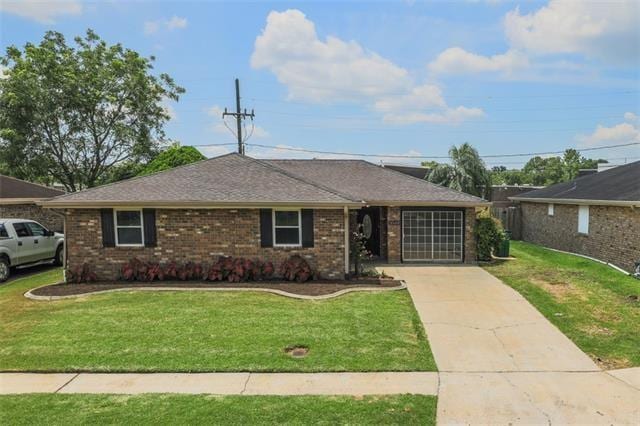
475,216 -> 505,260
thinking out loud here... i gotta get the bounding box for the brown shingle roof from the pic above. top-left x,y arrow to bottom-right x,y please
43,153 -> 488,207
0,175 -> 65,199
266,159 -> 487,205
45,153 -> 358,207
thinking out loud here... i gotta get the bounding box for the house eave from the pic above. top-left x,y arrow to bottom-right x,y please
510,197 -> 640,207
360,200 -> 491,208
38,200 -> 365,209
0,198 -> 47,205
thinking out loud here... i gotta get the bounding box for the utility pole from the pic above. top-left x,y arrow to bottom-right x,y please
222,78 -> 255,155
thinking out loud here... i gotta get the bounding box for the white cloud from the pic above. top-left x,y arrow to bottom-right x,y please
251,9 -> 411,103
429,0 -> 639,78
0,65 -> 8,80
576,112 -> 640,160
428,48 -> 529,75
505,0 -> 639,64
383,106 -> 485,125
162,99 -> 177,121
144,16 -> 188,35
197,145 -> 233,158
0,0 -> 82,24
251,9 -> 482,125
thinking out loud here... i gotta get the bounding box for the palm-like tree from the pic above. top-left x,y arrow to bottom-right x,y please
426,143 -> 491,199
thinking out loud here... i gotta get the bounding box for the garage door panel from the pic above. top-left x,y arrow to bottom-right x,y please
402,210 -> 463,262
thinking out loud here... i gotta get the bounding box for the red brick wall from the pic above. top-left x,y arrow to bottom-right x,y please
65,208 -> 346,280
521,202 -> 640,273
385,206 -> 477,264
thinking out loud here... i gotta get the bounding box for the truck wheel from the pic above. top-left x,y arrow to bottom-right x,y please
0,258 -> 10,282
54,246 -> 63,266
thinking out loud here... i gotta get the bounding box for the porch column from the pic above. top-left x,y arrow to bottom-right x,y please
343,206 -> 350,277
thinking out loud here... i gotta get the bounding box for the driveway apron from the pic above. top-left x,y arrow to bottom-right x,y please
386,265 -> 640,425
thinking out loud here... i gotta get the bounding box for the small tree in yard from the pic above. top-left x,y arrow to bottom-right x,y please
475,212 -> 505,261
138,144 -> 205,176
351,225 -> 372,277
0,30 -> 184,191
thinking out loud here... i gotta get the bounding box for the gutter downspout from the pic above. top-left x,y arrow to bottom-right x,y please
49,209 -> 67,283
344,206 -> 350,279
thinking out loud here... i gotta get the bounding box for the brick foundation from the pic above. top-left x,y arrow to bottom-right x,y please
521,202 -> 640,273
65,208 -> 346,281
0,203 -> 64,232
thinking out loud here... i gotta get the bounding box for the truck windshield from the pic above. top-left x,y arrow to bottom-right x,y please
0,224 -> 7,238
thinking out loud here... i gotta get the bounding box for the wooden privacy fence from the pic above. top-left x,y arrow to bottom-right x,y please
491,206 -> 521,240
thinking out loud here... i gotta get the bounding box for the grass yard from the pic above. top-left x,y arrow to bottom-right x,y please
0,269 -> 435,372
0,394 -> 437,425
483,241 -> 640,369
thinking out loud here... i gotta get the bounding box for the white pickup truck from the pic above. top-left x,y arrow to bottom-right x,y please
0,219 -> 64,282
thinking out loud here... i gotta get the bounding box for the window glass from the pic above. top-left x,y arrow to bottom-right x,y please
116,211 -> 141,226
115,210 -> 143,246
273,210 -> 301,246
0,225 -> 8,238
13,223 -> 30,238
26,222 -> 47,236
117,228 -> 143,245
275,211 -> 299,227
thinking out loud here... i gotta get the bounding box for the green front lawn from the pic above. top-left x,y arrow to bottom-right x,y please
483,241 -> 640,369
0,394 -> 437,425
0,269 -> 435,372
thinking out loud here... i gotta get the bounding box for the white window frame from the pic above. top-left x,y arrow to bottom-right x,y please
548,203 -> 554,216
114,209 -> 145,247
578,205 -> 589,235
272,208 -> 302,247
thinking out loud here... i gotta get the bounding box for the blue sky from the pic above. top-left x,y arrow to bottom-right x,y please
1,0 -> 639,167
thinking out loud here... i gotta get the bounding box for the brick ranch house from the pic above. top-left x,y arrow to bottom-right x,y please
0,174 -> 65,232
512,160 -> 640,273
41,153 -> 489,281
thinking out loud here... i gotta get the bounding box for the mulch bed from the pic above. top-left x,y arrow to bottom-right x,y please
31,278 -> 402,297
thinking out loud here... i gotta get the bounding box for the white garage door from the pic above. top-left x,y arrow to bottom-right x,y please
402,210 -> 463,262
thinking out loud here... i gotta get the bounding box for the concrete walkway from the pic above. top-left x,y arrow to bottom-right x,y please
0,372 -> 438,396
386,265 -> 640,425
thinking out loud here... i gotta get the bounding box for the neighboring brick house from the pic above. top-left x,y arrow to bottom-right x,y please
41,153 -> 488,281
0,175 -> 65,232
512,161 -> 640,273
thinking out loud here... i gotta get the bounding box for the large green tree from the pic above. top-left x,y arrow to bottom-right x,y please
0,30 -> 184,191
426,143 -> 491,199
138,144 -> 205,176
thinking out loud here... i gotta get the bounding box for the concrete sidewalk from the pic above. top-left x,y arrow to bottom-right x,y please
0,372 -> 438,396
386,266 -> 640,425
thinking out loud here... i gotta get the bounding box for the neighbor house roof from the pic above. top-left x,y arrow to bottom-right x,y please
41,153 -> 489,208
265,159 -> 486,205
0,174 -> 65,204
382,164 -> 429,180
511,160 -> 640,206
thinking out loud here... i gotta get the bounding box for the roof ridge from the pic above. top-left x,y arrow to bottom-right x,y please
52,151 -> 239,201
363,160 -> 488,202
0,174 -> 65,194
249,157 -> 362,203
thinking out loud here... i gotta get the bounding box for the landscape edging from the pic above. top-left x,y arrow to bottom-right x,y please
24,281 -> 407,301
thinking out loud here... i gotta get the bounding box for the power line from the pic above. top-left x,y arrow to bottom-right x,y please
233,141 -> 640,160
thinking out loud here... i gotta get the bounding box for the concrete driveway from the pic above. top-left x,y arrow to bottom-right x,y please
385,265 -> 640,425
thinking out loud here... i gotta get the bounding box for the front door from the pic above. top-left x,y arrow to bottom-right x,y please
357,207 -> 381,257
402,210 -> 463,262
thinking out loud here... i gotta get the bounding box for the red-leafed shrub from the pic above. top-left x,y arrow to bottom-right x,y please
279,255 -> 316,282
146,263 -> 165,282
204,256 -> 275,282
120,258 -> 149,281
67,263 -> 98,284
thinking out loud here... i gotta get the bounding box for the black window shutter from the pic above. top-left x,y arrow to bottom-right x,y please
100,209 -> 115,247
301,209 -> 314,248
260,209 -> 273,247
143,209 -> 157,247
